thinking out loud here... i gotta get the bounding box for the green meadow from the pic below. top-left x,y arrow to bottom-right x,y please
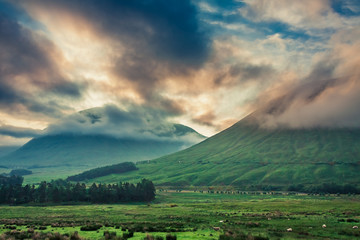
0,191 -> 359,239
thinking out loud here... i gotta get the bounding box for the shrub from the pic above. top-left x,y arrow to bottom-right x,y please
80,224 -> 102,231
104,231 -> 117,239
347,218 -> 359,223
123,231 -> 134,239
166,234 -> 177,240
144,235 -> 164,240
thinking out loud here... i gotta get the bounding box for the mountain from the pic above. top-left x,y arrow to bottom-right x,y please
0,146 -> 19,158
91,115 -> 360,189
0,107 -> 205,170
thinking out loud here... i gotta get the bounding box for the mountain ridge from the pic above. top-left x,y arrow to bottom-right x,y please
88,114 -> 360,189
0,106 -> 206,170
0,124 -> 205,169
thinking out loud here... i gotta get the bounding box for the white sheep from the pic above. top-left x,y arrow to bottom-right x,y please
353,226 -> 358,229
287,228 -> 293,232
322,224 -> 326,228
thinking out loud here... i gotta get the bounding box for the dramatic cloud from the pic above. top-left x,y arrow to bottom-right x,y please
0,124 -> 43,138
19,0 -> 210,100
253,27 -> 360,128
0,12 -> 85,118
0,0 -> 360,146
45,105 -> 204,144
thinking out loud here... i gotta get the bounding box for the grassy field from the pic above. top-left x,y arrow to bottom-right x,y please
0,191 -> 359,239
21,167 -> 88,184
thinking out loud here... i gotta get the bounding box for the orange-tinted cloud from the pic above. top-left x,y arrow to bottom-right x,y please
252,27 -> 360,128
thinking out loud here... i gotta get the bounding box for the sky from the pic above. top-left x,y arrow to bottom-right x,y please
0,0 -> 360,146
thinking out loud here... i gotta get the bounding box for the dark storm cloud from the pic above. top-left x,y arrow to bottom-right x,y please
20,0 -> 210,99
106,0 -> 210,99
0,12 -> 85,117
0,13 -> 49,76
0,80 -> 69,117
0,124 -> 43,138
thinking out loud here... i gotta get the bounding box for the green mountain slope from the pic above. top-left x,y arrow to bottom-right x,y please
91,116 -> 360,188
0,135 -> 175,168
0,123 -> 205,170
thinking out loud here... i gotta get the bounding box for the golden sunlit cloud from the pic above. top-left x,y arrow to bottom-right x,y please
0,0 -> 360,145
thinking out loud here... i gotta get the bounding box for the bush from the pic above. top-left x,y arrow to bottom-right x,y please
143,235 -> 164,240
166,234 -> 177,240
338,229 -> 360,237
347,218 -> 359,223
123,231 -> 134,239
104,231 -> 117,239
80,224 -> 102,231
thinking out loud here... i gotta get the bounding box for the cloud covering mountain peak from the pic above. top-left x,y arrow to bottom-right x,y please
47,105 -> 205,144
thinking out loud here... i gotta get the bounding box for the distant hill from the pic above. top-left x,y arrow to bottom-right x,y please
0,128 -> 204,169
67,162 -> 137,181
91,115 -> 360,189
0,107 -> 205,170
0,146 -> 19,158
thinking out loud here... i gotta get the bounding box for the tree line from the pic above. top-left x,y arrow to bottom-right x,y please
288,183 -> 360,194
0,176 -> 155,204
67,162 -> 138,181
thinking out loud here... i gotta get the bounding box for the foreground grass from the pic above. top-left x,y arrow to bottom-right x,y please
0,192 -> 359,239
